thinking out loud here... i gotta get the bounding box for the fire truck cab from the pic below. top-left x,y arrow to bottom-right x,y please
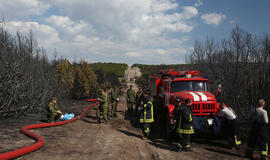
149,69 -> 219,136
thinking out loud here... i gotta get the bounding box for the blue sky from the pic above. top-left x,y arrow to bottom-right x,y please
191,0 -> 270,40
0,0 -> 269,65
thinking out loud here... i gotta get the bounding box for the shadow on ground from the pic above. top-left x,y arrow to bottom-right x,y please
205,147 -> 245,158
192,131 -> 230,149
148,139 -> 177,152
81,115 -> 99,124
116,129 -> 141,139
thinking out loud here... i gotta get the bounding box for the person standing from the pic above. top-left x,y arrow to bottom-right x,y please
96,88 -> 109,124
111,87 -> 119,118
107,87 -> 112,118
214,84 -> 223,103
135,87 -> 143,115
218,102 -> 241,150
46,97 -> 62,122
173,97 -> 182,138
173,98 -> 182,120
139,89 -> 154,140
126,85 -> 136,114
175,99 -> 194,152
264,105 -> 270,121
245,99 -> 269,160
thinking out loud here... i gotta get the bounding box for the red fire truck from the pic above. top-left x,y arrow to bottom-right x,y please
149,69 -> 219,137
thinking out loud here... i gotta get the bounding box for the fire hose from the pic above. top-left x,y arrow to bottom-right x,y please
0,99 -> 99,160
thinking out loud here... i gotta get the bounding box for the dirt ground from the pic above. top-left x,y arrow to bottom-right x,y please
0,67 -> 267,160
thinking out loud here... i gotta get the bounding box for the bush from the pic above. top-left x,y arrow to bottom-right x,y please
0,28 -> 61,117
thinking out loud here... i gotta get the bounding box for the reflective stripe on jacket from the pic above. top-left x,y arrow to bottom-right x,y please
176,104 -> 194,134
140,101 -> 154,123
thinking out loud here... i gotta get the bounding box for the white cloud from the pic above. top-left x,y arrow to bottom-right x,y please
73,35 -> 99,44
2,0 -> 203,64
0,0 -> 50,20
181,6 -> 198,19
6,21 -> 61,45
126,52 -> 142,57
156,49 -> 167,55
229,20 -> 235,24
152,0 -> 178,12
194,0 -> 203,7
51,0 -> 197,39
201,13 -> 226,26
45,15 -> 96,40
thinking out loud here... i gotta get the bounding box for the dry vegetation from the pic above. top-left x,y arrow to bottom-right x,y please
0,26 -> 127,118
0,27 -> 60,117
134,26 -> 270,118
186,26 -> 270,117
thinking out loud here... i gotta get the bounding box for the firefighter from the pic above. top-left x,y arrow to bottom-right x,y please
175,98 -> 194,152
127,85 -> 136,114
111,87 -> 119,118
46,97 -> 62,122
245,99 -> 269,160
265,105 -> 270,120
135,87 -> 143,115
96,88 -> 109,124
140,89 -> 154,140
213,84 -> 223,103
218,102 -> 241,150
173,97 -> 182,138
173,98 -> 182,117
107,87 -> 112,118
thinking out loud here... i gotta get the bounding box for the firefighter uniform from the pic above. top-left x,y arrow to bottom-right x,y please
246,106 -> 269,160
219,106 -> 241,149
127,87 -> 136,113
139,96 -> 154,138
175,104 -> 194,151
46,97 -> 61,122
135,89 -> 143,114
96,90 -> 109,123
111,88 -> 119,117
107,88 -> 112,117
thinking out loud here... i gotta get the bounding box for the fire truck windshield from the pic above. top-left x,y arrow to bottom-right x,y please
170,81 -> 209,92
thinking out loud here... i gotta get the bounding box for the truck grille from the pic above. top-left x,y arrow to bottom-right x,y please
191,103 -> 216,112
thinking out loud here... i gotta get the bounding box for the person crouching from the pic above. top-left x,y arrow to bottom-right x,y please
46,97 -> 62,122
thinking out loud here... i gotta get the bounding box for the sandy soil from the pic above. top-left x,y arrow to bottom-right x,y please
0,67 -> 266,160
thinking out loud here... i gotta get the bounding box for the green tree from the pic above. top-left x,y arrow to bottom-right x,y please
56,59 -> 75,96
81,61 -> 98,97
100,81 -> 112,90
73,65 -> 89,99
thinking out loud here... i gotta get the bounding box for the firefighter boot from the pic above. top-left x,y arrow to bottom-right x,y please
144,128 -> 150,139
183,146 -> 193,152
260,155 -> 268,160
176,143 -> 183,152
